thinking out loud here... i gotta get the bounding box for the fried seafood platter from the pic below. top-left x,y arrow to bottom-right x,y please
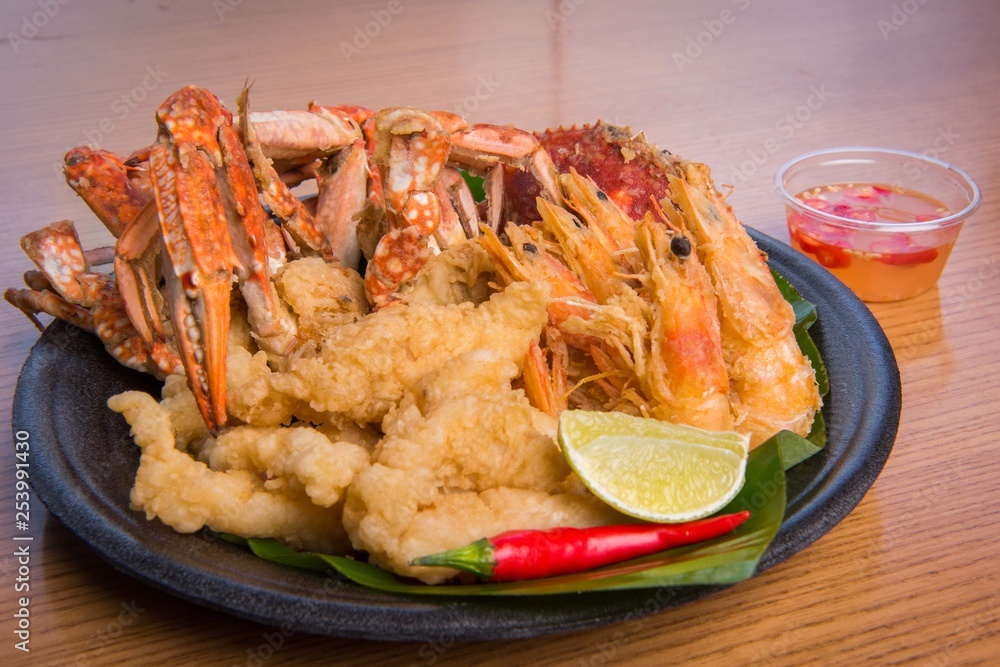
6,85 -> 821,586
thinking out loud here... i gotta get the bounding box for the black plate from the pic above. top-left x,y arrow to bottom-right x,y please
12,229 -> 900,641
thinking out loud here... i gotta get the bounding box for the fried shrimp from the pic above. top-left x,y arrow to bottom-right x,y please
636,219 -> 733,431
108,392 -> 353,553
343,351 -> 622,584
668,164 -> 821,444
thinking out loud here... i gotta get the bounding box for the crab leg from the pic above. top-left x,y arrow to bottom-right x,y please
238,89 -> 368,268
113,203 -> 166,346
430,112 -> 565,235
17,220 -> 90,305
63,145 -> 170,348
83,273 -> 184,379
150,90 -> 238,431
432,177 -> 465,249
364,226 -> 433,308
432,167 -> 477,248
215,107 -> 299,359
373,108 -> 450,228
64,147 -> 152,238
85,246 -> 116,266
436,166 -> 481,240
245,107 -> 360,166
364,108 -> 450,308
150,86 -> 297,431
432,113 -> 564,208
482,164 -> 504,232
355,112 -> 386,261
313,139 -> 369,268
5,286 -> 92,332
238,89 -> 327,255
5,220 -> 181,378
308,103 -> 374,131
6,273 -> 181,382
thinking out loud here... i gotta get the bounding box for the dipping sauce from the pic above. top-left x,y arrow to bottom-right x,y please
787,183 -> 958,302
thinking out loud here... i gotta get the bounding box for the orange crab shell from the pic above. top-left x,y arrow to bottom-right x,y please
503,121 -> 676,226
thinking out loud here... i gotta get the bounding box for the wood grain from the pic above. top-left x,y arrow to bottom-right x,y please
2,1 -> 998,665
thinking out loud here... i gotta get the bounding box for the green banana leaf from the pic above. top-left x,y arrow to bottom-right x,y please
772,268 -> 830,399
770,268 -> 829,462
460,169 -> 487,202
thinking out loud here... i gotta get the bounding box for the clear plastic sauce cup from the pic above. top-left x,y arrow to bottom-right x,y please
775,147 -> 980,302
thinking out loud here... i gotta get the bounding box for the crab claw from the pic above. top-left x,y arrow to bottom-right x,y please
64,146 -> 153,238
149,86 -> 243,433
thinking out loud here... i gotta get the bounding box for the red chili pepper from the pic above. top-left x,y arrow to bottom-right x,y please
812,243 -> 852,269
876,247 -> 938,266
408,510 -> 750,582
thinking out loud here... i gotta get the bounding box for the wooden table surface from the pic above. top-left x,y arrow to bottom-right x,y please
2,1 -> 998,664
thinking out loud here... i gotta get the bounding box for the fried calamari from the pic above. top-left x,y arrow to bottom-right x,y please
343,351 -> 622,584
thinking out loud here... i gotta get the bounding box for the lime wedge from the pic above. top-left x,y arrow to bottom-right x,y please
558,411 -> 750,523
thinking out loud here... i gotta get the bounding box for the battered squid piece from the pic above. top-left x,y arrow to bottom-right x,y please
157,300 -> 259,448
198,425 -> 370,508
343,351 -> 622,584
264,280 -> 552,425
158,340 -> 327,432
273,257 -> 369,347
157,258 -> 371,430
224,345 -> 312,426
159,374 -> 211,449
396,238 -> 497,306
108,392 -> 351,553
